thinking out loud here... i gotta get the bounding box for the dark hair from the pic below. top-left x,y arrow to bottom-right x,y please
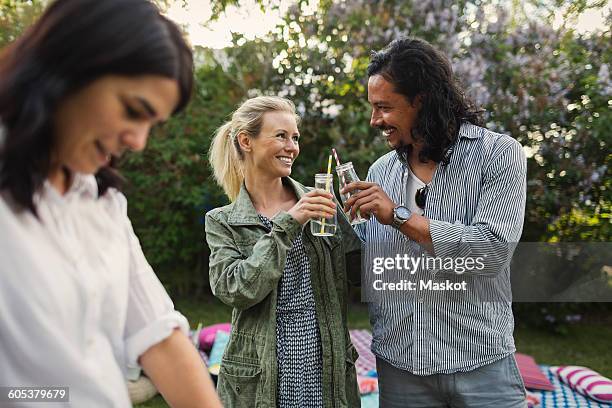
0,0 -> 193,214
367,37 -> 482,164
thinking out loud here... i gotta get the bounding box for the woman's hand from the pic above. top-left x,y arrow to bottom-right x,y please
287,189 -> 336,225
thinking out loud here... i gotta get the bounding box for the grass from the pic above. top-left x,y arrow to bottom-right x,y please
514,324 -> 612,376
135,297 -> 612,408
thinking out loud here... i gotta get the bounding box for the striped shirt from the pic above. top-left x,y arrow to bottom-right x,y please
356,122 -> 527,376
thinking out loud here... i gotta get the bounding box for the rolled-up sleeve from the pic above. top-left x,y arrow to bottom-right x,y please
116,194 -> 189,378
428,138 -> 527,275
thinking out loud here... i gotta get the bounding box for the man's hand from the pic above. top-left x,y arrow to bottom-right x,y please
341,181 -> 395,225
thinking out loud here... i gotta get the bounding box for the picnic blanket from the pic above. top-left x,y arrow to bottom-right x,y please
350,329 -> 377,376
200,327 -> 611,407
348,329 -> 612,408
534,366 -> 612,408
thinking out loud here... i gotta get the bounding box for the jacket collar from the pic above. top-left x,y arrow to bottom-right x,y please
227,177 -> 307,226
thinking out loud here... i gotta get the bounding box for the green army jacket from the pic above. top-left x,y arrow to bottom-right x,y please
205,177 -> 362,407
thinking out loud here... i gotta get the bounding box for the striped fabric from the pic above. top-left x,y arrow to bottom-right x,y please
537,365 -> 612,407
516,353 -> 555,391
551,366 -> 612,404
355,122 -> 527,376
526,390 -> 541,408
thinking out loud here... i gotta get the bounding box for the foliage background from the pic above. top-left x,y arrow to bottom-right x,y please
1,1 -> 610,320
126,0 -> 611,297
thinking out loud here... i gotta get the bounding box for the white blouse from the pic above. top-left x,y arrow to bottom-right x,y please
0,173 -> 189,407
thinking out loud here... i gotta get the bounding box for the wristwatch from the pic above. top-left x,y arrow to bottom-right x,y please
392,205 -> 412,230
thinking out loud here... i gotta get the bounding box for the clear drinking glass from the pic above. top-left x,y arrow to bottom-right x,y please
336,162 -> 367,225
311,173 -> 337,236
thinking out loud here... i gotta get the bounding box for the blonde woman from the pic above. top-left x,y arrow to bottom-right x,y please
205,96 -> 361,407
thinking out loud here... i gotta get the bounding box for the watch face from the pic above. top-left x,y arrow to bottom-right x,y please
396,206 -> 411,220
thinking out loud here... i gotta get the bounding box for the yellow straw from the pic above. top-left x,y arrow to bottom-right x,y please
319,154 -> 333,234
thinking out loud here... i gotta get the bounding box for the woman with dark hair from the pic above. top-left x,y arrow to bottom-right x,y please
0,0 -> 221,406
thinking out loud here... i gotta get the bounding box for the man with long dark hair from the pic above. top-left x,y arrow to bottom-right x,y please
343,38 -> 527,406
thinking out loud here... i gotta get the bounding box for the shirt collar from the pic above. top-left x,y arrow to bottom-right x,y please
70,173 -> 99,198
40,173 -> 99,205
457,122 -> 484,139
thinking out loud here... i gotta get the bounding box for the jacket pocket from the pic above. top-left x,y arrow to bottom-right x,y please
235,239 -> 257,257
320,233 -> 342,251
319,233 -> 343,282
217,359 -> 262,407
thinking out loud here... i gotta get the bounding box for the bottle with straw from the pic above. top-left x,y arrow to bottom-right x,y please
333,148 -> 367,225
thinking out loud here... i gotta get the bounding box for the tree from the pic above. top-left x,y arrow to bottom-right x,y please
0,0 -> 46,48
2,0 -> 609,295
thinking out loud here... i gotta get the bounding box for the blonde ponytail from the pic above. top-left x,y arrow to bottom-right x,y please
208,96 -> 299,202
209,122 -> 243,202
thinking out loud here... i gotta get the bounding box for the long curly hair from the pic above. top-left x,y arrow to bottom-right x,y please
0,0 -> 193,215
367,37 -> 483,164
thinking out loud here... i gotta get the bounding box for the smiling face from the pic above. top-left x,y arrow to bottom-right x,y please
368,74 -> 421,150
52,75 -> 179,175
241,110 -> 300,180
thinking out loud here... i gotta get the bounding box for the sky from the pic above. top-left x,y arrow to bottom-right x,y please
165,0 -> 294,49
165,0 -> 611,49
